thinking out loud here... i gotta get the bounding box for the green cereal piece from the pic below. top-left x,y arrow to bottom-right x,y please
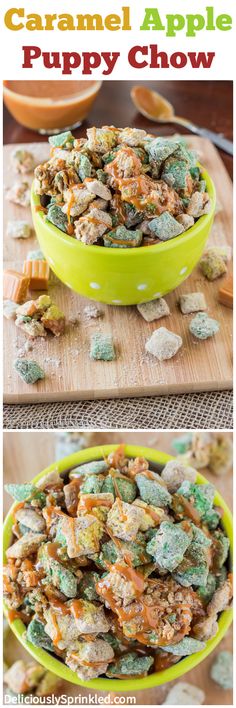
147,521 -> 191,571
199,179 -> 206,192
190,166 -> 200,180
101,535 -> 151,568
123,203 -> 143,228
104,225 -> 143,248
210,651 -> 233,689
161,158 -> 190,191
96,169 -> 108,184
136,473 -> 171,508
177,481 -> 220,530
102,474 -> 137,503
212,530 -> 230,569
5,483 -> 37,502
163,638 -> 206,656
49,131 -> 73,148
78,154 -> 93,182
70,460 -> 109,478
26,618 -> 53,652
39,544 -> 78,598
14,359 -> 45,385
78,571 -> 100,601
80,475 -> 104,494
216,566 -> 227,588
148,212 -> 184,241
100,632 -> 126,653
171,433 -> 193,455
27,249 -> 45,261
190,524 -> 212,548
146,138 -> 179,165
90,332 -> 116,361
189,312 -> 220,340
106,652 -> 154,678
173,542 -> 209,587
197,573 -> 217,604
46,204 -> 69,234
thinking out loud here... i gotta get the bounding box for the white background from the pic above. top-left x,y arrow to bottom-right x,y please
0,0 -> 236,80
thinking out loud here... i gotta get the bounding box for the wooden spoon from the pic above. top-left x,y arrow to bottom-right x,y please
131,85 -> 233,155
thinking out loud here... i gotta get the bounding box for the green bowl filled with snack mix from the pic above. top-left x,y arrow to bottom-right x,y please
31,127 -> 216,305
3,444 -> 232,691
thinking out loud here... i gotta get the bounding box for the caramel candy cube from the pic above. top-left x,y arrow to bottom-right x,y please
3,270 -> 30,304
23,260 -> 50,290
218,275 -> 233,308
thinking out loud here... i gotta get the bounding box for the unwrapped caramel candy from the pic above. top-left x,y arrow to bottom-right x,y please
23,260 -> 50,290
218,275 -> 233,308
3,270 -> 30,304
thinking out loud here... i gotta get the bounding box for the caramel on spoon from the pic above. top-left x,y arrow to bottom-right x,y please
131,85 -> 233,156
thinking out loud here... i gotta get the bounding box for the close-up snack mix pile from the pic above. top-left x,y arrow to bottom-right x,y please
3,444 -> 232,683
34,127 -> 211,246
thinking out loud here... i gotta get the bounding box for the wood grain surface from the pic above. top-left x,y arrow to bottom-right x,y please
3,137 -> 233,404
3,431 -> 233,705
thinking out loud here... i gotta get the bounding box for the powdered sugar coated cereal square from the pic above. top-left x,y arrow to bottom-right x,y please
137,298 -> 170,322
180,292 -> 207,314
145,327 -> 182,361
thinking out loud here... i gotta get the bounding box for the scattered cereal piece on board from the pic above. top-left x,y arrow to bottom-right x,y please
7,220 -> 32,239
200,251 -> 227,280
137,298 -> 170,322
11,148 -> 35,174
189,312 -> 220,340
15,317 -> 46,339
27,250 -> 46,261
145,327 -> 182,361
163,681 -> 205,704
3,300 -> 18,320
90,332 -> 116,361
6,181 -> 31,207
210,651 -> 233,689
179,292 -> 207,314
23,260 -> 50,290
171,433 -> 193,455
204,245 -> 232,263
14,359 -> 45,384
41,305 -> 65,336
3,270 -> 30,304
209,434 -> 233,476
84,304 -> 102,319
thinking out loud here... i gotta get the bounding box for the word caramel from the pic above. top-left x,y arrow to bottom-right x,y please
5,6 -> 232,37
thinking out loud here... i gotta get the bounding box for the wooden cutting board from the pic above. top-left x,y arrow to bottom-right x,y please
3,138 -> 233,404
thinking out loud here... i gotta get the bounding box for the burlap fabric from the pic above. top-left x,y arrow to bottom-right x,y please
4,390 -> 232,429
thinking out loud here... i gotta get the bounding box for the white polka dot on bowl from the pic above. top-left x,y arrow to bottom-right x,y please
137,283 -> 148,291
179,267 -> 187,275
112,299 -> 122,304
153,292 -> 162,298
89,282 -> 101,290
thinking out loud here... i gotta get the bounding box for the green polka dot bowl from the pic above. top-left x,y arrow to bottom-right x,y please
31,168 -> 216,306
3,444 -> 233,691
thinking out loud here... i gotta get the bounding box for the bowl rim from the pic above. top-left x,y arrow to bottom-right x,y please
3,80 -> 102,106
31,165 -> 216,258
3,443 -> 233,692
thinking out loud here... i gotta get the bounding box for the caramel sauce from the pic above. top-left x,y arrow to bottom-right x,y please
35,204 -> 48,214
78,496 -> 113,513
65,478 -> 82,516
70,599 -> 84,619
12,501 -> 25,520
116,497 -> 127,522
